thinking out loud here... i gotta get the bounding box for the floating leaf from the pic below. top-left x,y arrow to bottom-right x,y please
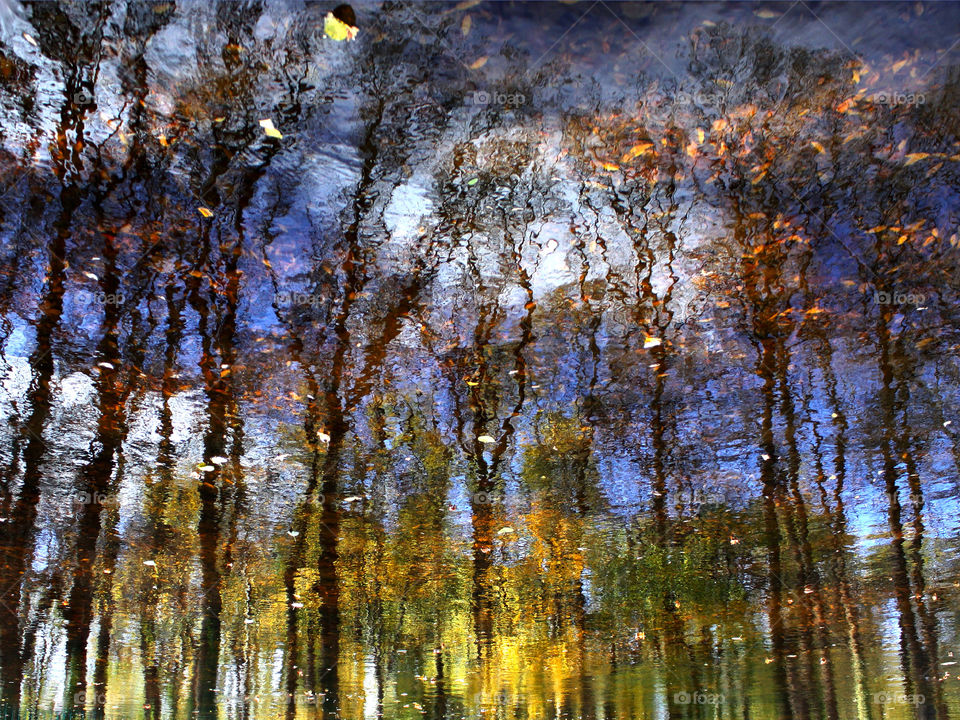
477,435 -> 495,444
467,177 -> 479,186
904,152 -> 928,166
643,336 -> 662,349
259,118 -> 283,139
621,142 -> 653,162
324,12 -> 358,41
754,8 -> 779,18
317,431 -> 331,443
601,162 -> 620,171
198,207 -> 214,218
461,13 -> 472,36
469,56 -> 488,70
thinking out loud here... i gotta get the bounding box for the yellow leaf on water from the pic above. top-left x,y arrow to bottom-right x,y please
810,141 -> 825,153
461,14 -> 472,36
643,336 -> 662,349
324,12 -> 358,41
696,128 -> 705,144
477,435 -> 495,444
469,56 -> 488,69
754,9 -> 779,18
198,207 -> 214,218
601,162 -> 620,171
621,143 -> 653,162
259,118 -> 283,139
904,152 -> 928,166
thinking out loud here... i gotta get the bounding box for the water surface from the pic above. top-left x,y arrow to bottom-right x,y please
1,1 -> 960,719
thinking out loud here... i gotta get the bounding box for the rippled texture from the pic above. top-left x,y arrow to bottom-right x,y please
1,1 -> 960,719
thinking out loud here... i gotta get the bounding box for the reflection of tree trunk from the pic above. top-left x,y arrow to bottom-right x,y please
0,231 -> 67,711
777,340 -> 834,720
433,643 -> 447,720
814,335 -> 872,720
899,427 -> 948,720
315,434 -> 342,720
471,459 -> 495,651
0,105 -> 83,704
757,336 -> 794,720
141,277 -> 183,720
187,228 -> 244,718
463,289 -> 499,655
875,314 -> 935,720
91,499 -> 123,720
62,234 -> 131,712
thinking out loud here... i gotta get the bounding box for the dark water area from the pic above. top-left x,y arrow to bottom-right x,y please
1,0 -> 960,718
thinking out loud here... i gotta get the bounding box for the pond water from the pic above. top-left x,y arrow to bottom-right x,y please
1,1 -> 960,718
